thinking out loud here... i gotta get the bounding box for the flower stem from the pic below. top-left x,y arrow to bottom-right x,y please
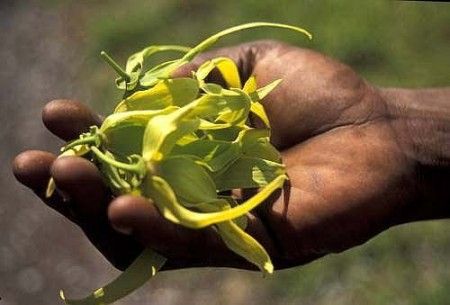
62,135 -> 98,152
91,146 -> 145,176
100,51 -> 130,81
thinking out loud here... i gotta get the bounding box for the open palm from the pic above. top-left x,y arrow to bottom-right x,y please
13,40 -> 422,271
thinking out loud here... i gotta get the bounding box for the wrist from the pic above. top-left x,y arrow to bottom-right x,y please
382,87 -> 450,166
381,87 -> 450,221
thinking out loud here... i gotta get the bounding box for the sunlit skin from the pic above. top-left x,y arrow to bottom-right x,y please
12,40 -> 450,271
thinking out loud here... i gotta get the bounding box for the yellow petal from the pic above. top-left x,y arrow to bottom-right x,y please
250,101 -> 271,128
144,174 -> 287,229
243,76 -> 257,93
114,78 -> 199,113
214,57 -> 242,88
61,248 -> 166,305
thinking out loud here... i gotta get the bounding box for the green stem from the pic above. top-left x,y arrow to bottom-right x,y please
62,135 -> 98,152
91,146 -> 145,176
154,22 -> 312,82
100,51 -> 130,81
180,22 -> 312,64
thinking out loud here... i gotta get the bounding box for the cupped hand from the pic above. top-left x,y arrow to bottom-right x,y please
12,40 -> 421,271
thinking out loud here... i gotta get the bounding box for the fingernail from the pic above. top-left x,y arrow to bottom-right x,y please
111,223 -> 133,235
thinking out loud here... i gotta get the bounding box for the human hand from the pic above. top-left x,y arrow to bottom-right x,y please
12,40 -> 449,271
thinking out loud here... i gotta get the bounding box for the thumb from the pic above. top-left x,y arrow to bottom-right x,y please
171,40 -> 278,83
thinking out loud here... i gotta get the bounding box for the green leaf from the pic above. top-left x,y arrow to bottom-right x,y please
204,125 -> 247,142
125,45 -> 190,75
200,82 -> 223,95
237,129 -> 281,162
158,156 -> 217,205
215,88 -> 251,126
213,157 -> 285,191
110,45 -> 190,91
171,139 -> 240,172
190,90 -> 251,125
60,248 -> 166,305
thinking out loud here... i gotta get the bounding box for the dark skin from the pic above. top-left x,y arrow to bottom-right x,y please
12,40 -> 450,271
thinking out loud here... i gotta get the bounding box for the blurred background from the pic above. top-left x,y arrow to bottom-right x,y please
1,1 -> 449,304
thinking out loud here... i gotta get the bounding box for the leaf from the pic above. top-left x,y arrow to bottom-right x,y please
171,139 -> 240,172
195,60 -> 216,82
114,78 -> 199,113
204,125 -> 247,142
125,45 -> 190,75
200,82 -> 223,94
237,128 -> 281,162
215,88 -> 251,126
192,89 -> 251,126
213,157 -> 285,191
60,248 -> 166,305
112,45 -> 190,90
158,156 -> 217,205
189,91 -> 238,117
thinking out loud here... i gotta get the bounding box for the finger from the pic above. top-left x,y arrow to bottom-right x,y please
172,40 -> 278,83
12,150 -> 74,219
108,195 -> 224,257
50,156 -> 108,217
42,99 -> 102,141
108,195 -> 277,269
50,156 -> 143,270
13,150 -> 56,192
